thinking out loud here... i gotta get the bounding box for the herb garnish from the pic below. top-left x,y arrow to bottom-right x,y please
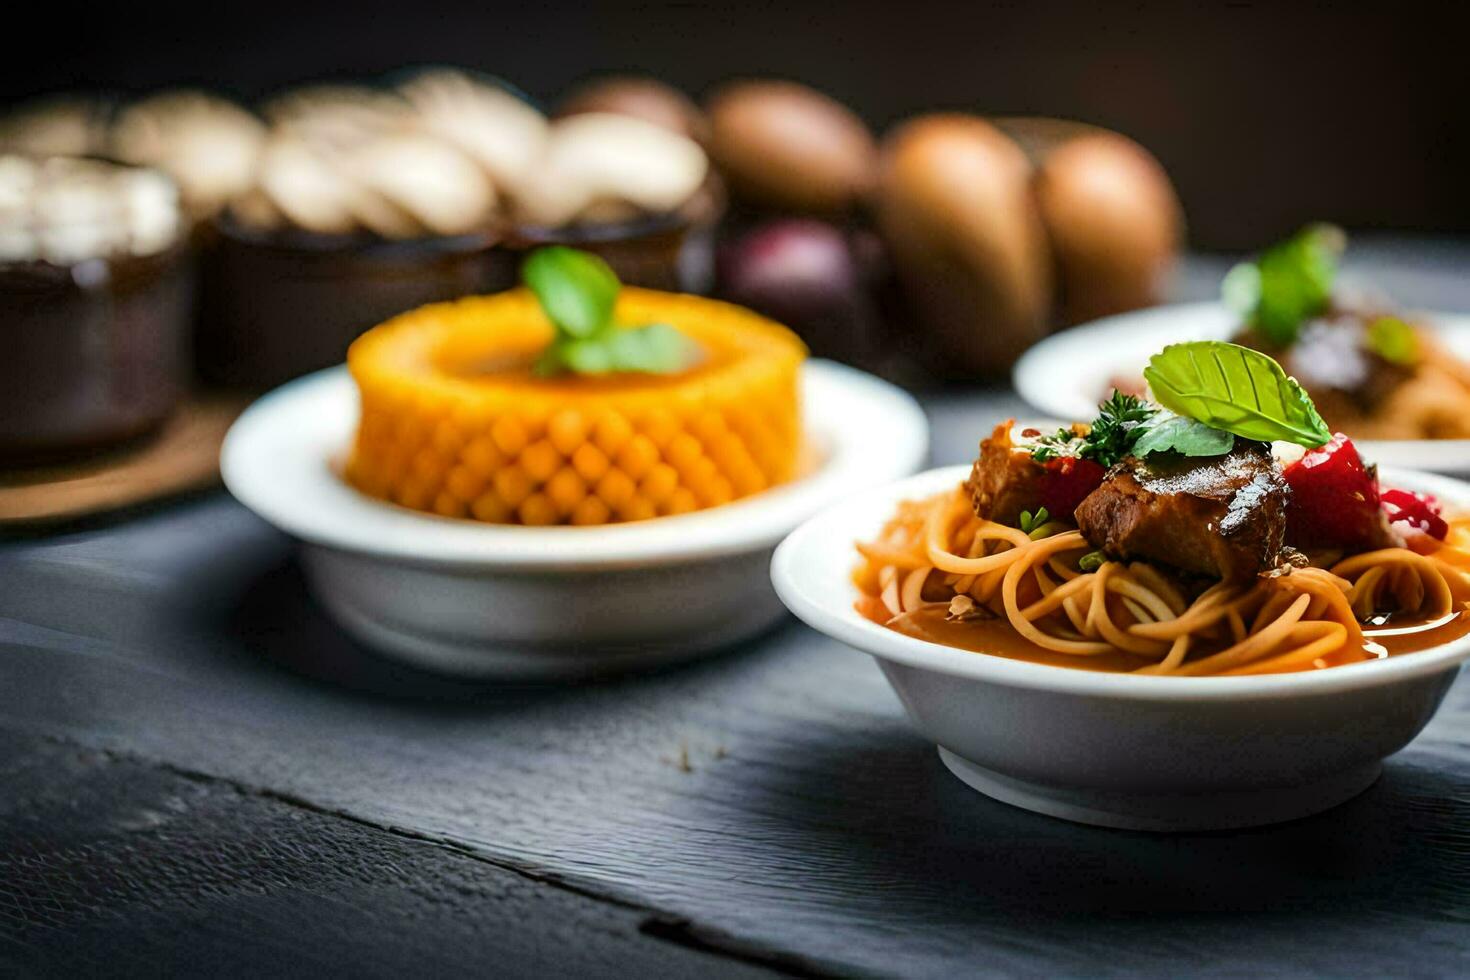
1077,551 -> 1106,572
1130,412 -> 1234,458
1030,391 -> 1156,468
523,246 -> 701,377
1221,223 -> 1345,347
1030,386 -> 1241,468
1365,315 -> 1419,366
1018,508 -> 1050,534
1143,341 -> 1331,448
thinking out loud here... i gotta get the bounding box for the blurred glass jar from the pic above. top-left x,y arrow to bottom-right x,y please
508,181 -> 721,293
197,92 -> 513,389
0,156 -> 191,463
199,218 -> 511,388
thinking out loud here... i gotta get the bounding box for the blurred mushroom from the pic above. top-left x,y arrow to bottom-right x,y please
558,76 -> 708,144
398,69 -> 549,199
705,80 -> 875,215
512,113 -> 708,229
110,91 -> 267,219
875,114 -> 1052,377
997,117 -> 1182,326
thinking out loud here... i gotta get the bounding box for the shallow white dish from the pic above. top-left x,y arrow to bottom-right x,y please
222,359 -> 928,680
771,464 -> 1470,831
1013,302 -> 1470,473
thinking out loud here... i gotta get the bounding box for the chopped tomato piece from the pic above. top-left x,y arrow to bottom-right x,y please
1381,488 -> 1448,541
1282,433 -> 1387,550
1039,456 -> 1107,518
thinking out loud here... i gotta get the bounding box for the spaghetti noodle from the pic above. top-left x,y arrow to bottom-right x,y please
854,486 -> 1470,677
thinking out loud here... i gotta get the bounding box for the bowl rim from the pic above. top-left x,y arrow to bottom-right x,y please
221,358 -> 929,572
771,463 -> 1470,702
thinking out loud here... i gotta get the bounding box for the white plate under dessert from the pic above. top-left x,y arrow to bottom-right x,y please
221,359 -> 928,680
1013,302 -> 1470,473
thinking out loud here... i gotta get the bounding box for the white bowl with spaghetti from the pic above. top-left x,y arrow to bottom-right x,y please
222,359 -> 928,681
771,464 -> 1470,831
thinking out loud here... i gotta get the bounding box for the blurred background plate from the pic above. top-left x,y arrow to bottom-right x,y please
1013,302 -> 1470,473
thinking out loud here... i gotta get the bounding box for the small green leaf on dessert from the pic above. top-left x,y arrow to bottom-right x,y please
522,246 -> 619,339
1143,341 -> 1332,448
558,338 -> 618,374
521,246 -> 706,378
602,322 -> 701,375
1366,315 -> 1420,366
534,337 -> 616,376
1131,412 -> 1235,458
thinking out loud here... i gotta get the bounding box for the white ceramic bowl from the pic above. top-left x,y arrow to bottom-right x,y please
1013,302 -> 1470,473
771,464 -> 1470,830
222,360 -> 928,680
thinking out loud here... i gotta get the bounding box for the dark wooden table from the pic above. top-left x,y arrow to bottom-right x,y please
4,244 -> 1470,979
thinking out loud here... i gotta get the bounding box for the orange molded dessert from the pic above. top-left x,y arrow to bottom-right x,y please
345,288 -> 806,524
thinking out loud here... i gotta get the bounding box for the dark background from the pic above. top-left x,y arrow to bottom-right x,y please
5,0 -> 1467,250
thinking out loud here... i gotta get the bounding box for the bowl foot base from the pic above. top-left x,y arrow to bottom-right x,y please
317,580 -> 785,682
937,748 -> 1381,832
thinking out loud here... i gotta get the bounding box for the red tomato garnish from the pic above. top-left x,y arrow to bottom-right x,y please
1039,456 -> 1107,518
1381,488 -> 1448,542
1282,433 -> 1385,550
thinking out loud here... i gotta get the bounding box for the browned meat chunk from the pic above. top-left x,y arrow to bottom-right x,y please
966,421 -> 1046,525
1073,442 -> 1289,582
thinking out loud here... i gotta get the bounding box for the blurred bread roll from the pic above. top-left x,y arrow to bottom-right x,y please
705,80 -> 875,215
999,118 -> 1182,326
875,114 -> 1052,377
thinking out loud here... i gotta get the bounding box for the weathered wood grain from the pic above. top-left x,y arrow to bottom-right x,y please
2,246 -> 1469,977
0,734 -> 778,979
5,480 -> 1470,975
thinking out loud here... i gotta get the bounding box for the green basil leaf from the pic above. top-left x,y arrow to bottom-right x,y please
602,322 -> 700,374
1143,341 -> 1332,447
533,337 -> 616,376
521,246 -> 704,377
1130,411 -> 1235,458
1365,315 -> 1420,366
533,323 -> 699,377
522,246 -> 619,339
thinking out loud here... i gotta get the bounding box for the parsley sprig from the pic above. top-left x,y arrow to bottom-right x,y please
1030,388 -> 1238,467
523,246 -> 701,377
1030,391 -> 1157,468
